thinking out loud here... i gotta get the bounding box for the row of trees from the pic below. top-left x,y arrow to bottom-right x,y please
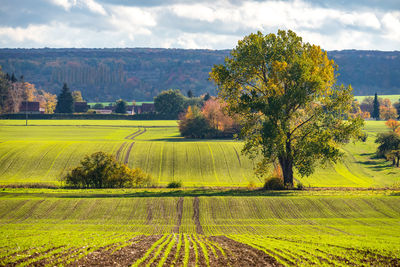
355,93 -> 400,120
154,89 -> 210,119
0,68 -> 57,114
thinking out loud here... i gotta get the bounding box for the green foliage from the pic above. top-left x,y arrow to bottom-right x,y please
210,29 -> 364,186
167,180 -> 182,188
263,177 -> 284,190
154,89 -> 186,119
114,99 -> 127,114
55,83 -> 74,113
372,92 -> 380,120
63,151 -> 152,188
92,103 -> 104,109
375,131 -> 400,166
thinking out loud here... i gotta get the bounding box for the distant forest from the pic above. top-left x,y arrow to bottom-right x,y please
0,48 -> 399,101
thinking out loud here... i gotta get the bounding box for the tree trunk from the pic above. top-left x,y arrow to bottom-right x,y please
278,156 -> 294,187
397,156 -> 399,168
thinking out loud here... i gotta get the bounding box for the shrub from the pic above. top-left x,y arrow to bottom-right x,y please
63,151 -> 152,188
167,181 -> 182,188
263,177 -> 284,190
296,182 -> 305,190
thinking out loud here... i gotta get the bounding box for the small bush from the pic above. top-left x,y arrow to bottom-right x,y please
264,177 -> 284,190
62,151 -> 152,188
167,181 -> 182,188
296,182 -> 305,190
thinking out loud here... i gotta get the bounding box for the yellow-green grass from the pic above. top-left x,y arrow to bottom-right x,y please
0,119 -> 178,127
0,120 -> 399,187
0,191 -> 399,265
355,94 -> 400,103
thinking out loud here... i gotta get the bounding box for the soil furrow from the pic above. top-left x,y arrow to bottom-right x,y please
115,142 -> 127,161
174,197 -> 184,233
210,236 -> 283,267
193,197 -> 204,235
67,235 -> 160,267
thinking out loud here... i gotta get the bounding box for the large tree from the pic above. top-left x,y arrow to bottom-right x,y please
154,89 -> 186,119
55,83 -> 74,113
210,30 -> 363,186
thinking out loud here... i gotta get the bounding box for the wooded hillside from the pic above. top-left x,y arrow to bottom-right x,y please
0,48 -> 398,101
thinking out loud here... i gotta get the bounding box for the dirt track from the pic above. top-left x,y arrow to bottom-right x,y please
193,197 -> 204,235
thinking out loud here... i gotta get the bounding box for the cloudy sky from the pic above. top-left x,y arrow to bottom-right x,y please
0,0 -> 399,50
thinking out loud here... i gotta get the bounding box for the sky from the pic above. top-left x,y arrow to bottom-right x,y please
0,0 -> 399,50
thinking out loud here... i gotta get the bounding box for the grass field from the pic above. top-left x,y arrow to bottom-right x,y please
0,189 -> 399,265
355,94 -> 400,103
0,120 -> 399,187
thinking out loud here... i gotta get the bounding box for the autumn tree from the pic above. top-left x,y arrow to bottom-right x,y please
55,83 -> 74,113
385,119 -> 400,134
0,67 -> 10,113
360,97 -> 374,114
210,30 -> 363,186
72,90 -> 84,102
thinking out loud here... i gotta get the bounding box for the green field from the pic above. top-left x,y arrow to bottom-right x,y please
0,120 -> 399,187
355,94 -> 400,103
0,189 -> 399,265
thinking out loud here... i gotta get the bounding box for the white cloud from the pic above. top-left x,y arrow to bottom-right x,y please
82,0 -> 106,15
49,0 -> 76,11
49,0 -> 106,15
108,5 -> 157,36
2,0 -> 400,50
382,12 -> 400,40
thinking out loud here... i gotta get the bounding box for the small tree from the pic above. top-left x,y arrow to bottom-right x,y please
55,83 -> 74,113
372,93 -> 380,120
375,132 -> 400,166
187,90 -> 193,98
179,106 -> 211,138
115,99 -> 127,114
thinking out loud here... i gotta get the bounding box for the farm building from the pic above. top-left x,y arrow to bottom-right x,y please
19,101 -> 43,114
74,102 -> 90,113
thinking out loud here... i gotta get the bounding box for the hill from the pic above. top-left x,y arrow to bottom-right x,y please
0,48 -> 399,101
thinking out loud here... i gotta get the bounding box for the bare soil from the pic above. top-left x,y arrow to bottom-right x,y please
193,197 -> 204,235
174,197 -> 184,233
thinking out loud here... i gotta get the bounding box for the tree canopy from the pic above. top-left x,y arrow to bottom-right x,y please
154,89 -> 186,119
115,99 -> 127,114
210,30 -> 363,186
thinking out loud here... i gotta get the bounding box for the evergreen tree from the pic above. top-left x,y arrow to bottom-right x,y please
203,92 -> 211,102
115,99 -> 127,114
187,90 -> 193,98
10,73 -> 17,83
55,83 -> 74,113
372,92 -> 380,120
